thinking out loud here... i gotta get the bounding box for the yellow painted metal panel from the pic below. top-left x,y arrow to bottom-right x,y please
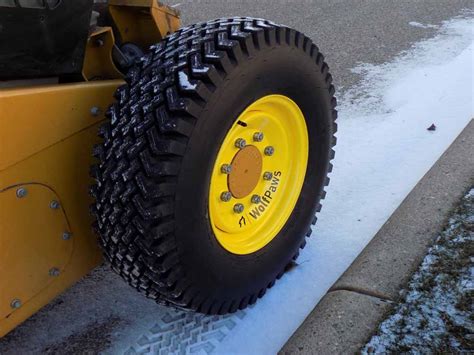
82,27 -> 123,81
0,80 -> 122,172
151,6 -> 181,39
0,125 -> 106,337
109,0 -> 181,48
0,184 -> 73,320
0,81 -> 123,337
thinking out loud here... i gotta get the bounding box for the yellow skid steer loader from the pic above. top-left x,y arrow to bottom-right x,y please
0,0 -> 337,337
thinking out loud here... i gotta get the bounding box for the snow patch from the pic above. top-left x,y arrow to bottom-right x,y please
363,189 -> 474,353
178,71 -> 198,90
409,21 -> 439,29
341,16 -> 473,117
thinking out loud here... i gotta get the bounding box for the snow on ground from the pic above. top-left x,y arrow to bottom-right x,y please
363,188 -> 474,354
408,21 -> 439,29
102,14 -> 474,354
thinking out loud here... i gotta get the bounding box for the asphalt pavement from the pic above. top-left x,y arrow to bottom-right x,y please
172,0 -> 473,92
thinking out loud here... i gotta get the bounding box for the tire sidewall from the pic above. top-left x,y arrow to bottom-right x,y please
175,44 -> 333,298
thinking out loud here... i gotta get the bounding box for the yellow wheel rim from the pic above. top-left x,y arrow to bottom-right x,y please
209,95 -> 309,254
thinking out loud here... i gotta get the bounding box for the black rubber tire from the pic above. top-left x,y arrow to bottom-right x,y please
90,17 -> 337,314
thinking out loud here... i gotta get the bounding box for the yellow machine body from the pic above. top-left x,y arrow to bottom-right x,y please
0,0 -> 180,337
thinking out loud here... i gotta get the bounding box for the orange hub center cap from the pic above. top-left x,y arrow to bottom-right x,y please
228,145 -> 262,198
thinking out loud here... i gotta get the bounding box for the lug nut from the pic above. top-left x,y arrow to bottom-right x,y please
16,187 -> 27,198
251,194 -> 261,204
220,191 -> 232,202
62,232 -> 72,240
221,164 -> 232,174
264,146 -> 275,156
10,299 -> 21,309
235,138 -> 246,149
233,203 -> 244,214
253,132 -> 264,142
50,200 -> 60,209
263,172 -> 273,181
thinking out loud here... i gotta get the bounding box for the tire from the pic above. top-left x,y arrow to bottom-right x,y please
90,17 -> 337,314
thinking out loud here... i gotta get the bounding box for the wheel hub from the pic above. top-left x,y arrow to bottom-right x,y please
228,145 -> 263,199
209,95 -> 309,255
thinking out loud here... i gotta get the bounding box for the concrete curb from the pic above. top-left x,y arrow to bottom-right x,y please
280,119 -> 474,354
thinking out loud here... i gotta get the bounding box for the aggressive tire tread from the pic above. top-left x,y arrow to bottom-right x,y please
91,17 -> 337,314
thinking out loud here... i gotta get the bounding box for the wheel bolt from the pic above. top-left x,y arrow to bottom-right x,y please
235,138 -> 246,149
221,164 -> 232,174
251,194 -> 261,204
253,132 -> 264,142
264,146 -> 275,156
233,203 -> 244,214
220,191 -> 232,202
263,172 -> 273,180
